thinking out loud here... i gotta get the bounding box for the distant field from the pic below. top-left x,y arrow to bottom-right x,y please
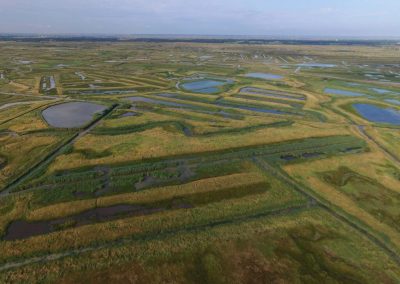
0,41 -> 399,282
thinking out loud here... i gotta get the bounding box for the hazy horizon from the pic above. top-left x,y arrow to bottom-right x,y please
1,0 -> 400,37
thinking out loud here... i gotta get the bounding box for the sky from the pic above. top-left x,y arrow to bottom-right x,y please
0,0 -> 399,38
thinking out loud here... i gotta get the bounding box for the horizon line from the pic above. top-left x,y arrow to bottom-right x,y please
1,33 -> 400,41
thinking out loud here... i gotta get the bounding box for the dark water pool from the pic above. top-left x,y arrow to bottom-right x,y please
353,103 -> 400,125
42,102 -> 107,128
4,204 -> 167,241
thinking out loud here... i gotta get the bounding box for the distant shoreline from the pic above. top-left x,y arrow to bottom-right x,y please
0,35 -> 398,46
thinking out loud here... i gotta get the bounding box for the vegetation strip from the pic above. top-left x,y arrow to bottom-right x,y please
0,204 -> 314,272
252,157 -> 400,264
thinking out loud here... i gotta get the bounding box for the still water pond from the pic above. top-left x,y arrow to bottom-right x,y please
353,103 -> 400,125
324,88 -> 365,97
42,102 -> 107,128
180,80 -> 226,93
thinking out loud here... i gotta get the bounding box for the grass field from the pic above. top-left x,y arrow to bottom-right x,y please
0,40 -> 399,282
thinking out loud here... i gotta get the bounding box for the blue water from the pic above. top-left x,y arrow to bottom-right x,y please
385,99 -> 400,106
197,87 -> 219,94
245,73 -> 283,80
297,63 -> 336,68
324,88 -> 365,97
180,80 -> 225,92
353,103 -> 400,125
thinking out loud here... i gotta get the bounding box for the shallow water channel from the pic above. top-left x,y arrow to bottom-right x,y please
4,204 -> 181,241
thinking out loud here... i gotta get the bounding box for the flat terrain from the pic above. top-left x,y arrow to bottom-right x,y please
0,41 -> 399,283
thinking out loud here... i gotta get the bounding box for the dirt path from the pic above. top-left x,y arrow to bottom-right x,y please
0,91 -> 61,100
0,101 -> 58,126
355,125 -> 400,164
324,102 -> 400,166
0,101 -> 55,111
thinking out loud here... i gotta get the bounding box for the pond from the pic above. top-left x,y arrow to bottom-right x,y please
245,73 -> 283,80
197,87 -> 220,94
324,88 -> 365,97
4,204 -> 169,241
180,79 -> 226,93
353,103 -> 400,125
42,102 -> 107,128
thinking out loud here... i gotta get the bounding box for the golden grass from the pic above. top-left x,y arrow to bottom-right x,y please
3,208 -> 400,283
364,127 -> 400,161
283,151 -> 400,250
47,122 -> 350,173
8,80 -> 31,92
0,165 -> 304,261
6,110 -> 49,132
222,95 -> 297,109
0,195 -> 30,234
0,134 -> 61,188
104,106 -> 284,135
